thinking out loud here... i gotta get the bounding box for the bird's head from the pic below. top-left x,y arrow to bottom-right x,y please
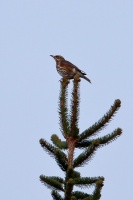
50,55 -> 65,62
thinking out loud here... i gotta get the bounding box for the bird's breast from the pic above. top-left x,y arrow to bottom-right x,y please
56,65 -> 68,77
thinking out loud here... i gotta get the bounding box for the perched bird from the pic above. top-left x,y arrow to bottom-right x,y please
50,55 -> 91,83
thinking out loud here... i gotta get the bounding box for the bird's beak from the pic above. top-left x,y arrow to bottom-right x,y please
50,55 -> 55,59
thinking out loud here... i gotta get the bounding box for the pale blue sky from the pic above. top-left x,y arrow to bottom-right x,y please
0,1 -> 133,199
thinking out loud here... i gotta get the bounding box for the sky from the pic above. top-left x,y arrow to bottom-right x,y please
0,1 -> 133,199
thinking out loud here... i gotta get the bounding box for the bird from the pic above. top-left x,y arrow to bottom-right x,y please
50,55 -> 91,83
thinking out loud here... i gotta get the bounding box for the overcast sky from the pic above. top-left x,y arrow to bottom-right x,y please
0,1 -> 133,199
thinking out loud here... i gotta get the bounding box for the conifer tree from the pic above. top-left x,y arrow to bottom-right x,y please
39,75 -> 122,200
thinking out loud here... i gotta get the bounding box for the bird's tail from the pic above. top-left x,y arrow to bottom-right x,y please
81,74 -> 91,83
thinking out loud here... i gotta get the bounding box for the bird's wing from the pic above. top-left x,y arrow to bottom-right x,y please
62,60 -> 87,75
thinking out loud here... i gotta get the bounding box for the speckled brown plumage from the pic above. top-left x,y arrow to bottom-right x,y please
50,55 -> 91,83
